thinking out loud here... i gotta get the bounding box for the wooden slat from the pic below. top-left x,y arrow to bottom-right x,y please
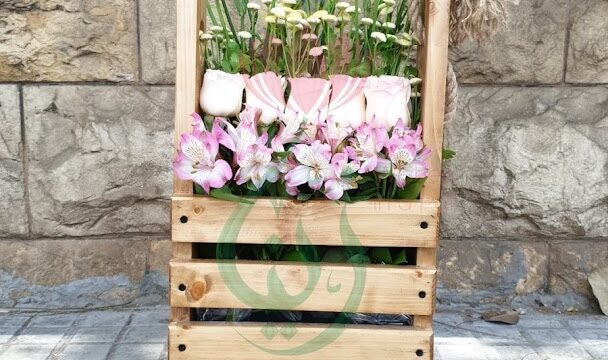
169,322 -> 433,360
419,0 -> 451,201
170,260 -> 436,315
171,0 -> 204,325
172,196 -> 440,247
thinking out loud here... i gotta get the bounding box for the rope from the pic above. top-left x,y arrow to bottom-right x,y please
408,0 -> 459,124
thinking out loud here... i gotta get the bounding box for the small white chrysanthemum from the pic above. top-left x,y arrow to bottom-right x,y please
210,25 -> 224,33
270,7 -> 286,18
382,22 -> 396,30
395,38 -> 412,47
237,31 -> 252,39
286,11 -> 302,24
265,15 -> 277,23
336,2 -> 350,10
199,32 -> 213,41
262,0 -> 272,4
411,91 -> 421,98
379,6 -> 393,16
307,16 -> 321,24
370,31 -> 387,42
345,5 -> 357,13
398,32 -> 413,41
283,0 -> 297,5
410,77 -> 422,86
322,14 -> 338,23
383,0 -> 396,5
338,15 -> 351,23
311,10 -> 328,18
360,17 -> 373,25
247,2 -> 261,10
277,18 -> 287,25
386,34 -> 397,41
299,19 -> 310,27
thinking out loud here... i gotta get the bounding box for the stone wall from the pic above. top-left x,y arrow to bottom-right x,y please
0,0 -> 606,311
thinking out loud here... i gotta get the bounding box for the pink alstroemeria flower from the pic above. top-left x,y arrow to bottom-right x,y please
319,115 -> 352,153
389,145 -> 431,188
324,152 -> 360,200
328,75 -> 367,129
222,106 -> 261,154
271,113 -> 303,152
388,120 -> 423,153
173,132 -> 232,193
285,141 -> 333,191
277,155 -> 300,196
245,72 -> 286,125
235,133 -> 280,189
346,123 -> 389,174
285,77 -> 331,124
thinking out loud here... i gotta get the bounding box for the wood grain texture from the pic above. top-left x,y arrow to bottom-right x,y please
419,0 -> 451,201
170,260 -> 436,315
169,322 -> 433,359
172,196 -> 440,247
171,0 -> 204,325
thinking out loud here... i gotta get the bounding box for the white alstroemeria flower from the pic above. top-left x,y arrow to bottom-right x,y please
270,6 -> 286,18
247,2 -> 261,10
361,17 -> 373,26
200,70 -> 247,117
370,32 -> 387,43
237,31 -> 252,39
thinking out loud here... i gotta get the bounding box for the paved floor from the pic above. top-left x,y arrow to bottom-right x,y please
0,306 -> 606,359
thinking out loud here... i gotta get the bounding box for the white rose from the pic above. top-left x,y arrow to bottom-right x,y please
200,69 -> 247,117
363,75 -> 411,129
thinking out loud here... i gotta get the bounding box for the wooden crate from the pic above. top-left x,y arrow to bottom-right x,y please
170,0 -> 451,358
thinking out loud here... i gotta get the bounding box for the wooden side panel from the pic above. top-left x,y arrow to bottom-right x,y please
172,197 -> 440,247
419,0 -> 451,202
170,260 -> 436,315
169,322 -> 433,360
171,0 -> 205,325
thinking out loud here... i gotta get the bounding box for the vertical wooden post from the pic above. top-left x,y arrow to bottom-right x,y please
415,0 -> 451,343
171,0 -> 205,325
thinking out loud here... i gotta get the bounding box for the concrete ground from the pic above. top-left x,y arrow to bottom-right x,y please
0,306 -> 606,360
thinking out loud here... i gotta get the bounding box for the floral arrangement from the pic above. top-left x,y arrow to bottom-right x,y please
174,72 -> 428,202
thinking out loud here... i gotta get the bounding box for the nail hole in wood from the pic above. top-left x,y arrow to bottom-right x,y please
418,291 -> 426,298
416,349 -> 424,357
178,344 -> 187,352
180,216 -> 188,223
420,221 -> 428,229
178,284 -> 186,291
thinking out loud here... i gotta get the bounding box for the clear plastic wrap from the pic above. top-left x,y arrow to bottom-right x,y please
346,313 -> 411,326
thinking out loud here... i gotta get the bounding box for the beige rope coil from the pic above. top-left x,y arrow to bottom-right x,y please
408,0 -> 508,124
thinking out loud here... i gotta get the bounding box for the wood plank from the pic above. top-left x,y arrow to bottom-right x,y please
419,0 -> 451,201
171,0 -> 204,325
173,0 -> 204,195
170,260 -> 436,315
172,196 -> 440,247
169,322 -> 433,359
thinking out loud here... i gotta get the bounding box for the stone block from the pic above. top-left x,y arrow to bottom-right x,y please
23,85 -> 174,237
119,325 -> 167,343
72,326 -> 122,343
450,0 -> 567,83
139,0 -> 176,84
0,0 -> 138,82
442,86 -> 608,238
1,344 -> 55,360
566,0 -> 608,83
437,240 -> 548,304
0,85 -> 27,237
60,344 -> 112,360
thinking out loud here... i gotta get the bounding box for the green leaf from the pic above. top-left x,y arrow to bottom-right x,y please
442,148 -> 457,160
392,248 -> 408,265
371,248 -> 392,264
280,248 -> 308,262
347,254 -> 370,264
209,186 -> 254,204
322,248 -> 349,263
246,181 -> 260,192
296,192 -> 312,201
395,178 -> 426,200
